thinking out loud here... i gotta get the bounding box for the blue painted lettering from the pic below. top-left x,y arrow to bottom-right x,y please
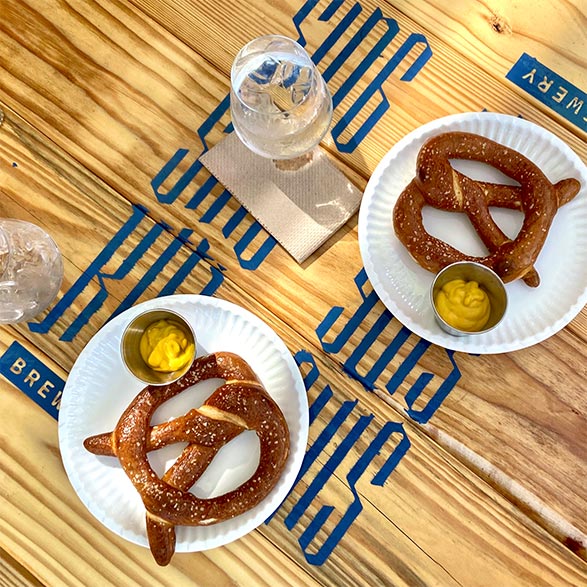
276,350 -> 411,565
294,1 -> 432,152
317,269 -> 461,423
29,205 -> 223,339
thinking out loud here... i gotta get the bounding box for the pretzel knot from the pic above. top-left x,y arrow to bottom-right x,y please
84,352 -> 290,566
393,132 -> 581,286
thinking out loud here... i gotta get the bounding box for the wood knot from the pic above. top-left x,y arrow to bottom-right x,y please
563,536 -> 586,558
489,13 -> 512,35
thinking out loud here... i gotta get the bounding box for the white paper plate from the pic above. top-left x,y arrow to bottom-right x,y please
59,295 -> 308,552
359,112 -> 587,353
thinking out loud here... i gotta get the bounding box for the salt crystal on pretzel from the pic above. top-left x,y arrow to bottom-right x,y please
84,352 -> 290,566
393,131 -> 581,286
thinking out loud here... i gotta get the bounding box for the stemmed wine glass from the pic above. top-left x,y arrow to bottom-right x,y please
230,35 -> 333,160
0,219 -> 63,324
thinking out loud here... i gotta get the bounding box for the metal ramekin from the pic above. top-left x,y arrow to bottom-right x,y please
120,308 -> 196,385
431,261 -> 508,336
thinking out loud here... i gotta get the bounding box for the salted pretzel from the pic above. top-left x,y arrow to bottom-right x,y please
84,352 -> 290,566
392,131 -> 581,286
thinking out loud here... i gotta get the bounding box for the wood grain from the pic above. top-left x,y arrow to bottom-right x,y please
0,546 -> 44,587
0,334 -> 321,587
0,0 -> 586,585
2,92 -> 585,557
388,0 -> 587,138
1,111 -> 585,583
1,318 -> 586,586
388,0 -> 587,86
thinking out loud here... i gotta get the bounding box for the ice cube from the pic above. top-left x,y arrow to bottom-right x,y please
249,57 -> 280,85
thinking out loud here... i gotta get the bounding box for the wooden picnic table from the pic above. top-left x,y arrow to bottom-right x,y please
0,1 -> 585,585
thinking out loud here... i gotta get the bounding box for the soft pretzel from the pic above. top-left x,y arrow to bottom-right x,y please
392,131 -> 581,286
84,398 -> 245,565
84,352 -> 290,566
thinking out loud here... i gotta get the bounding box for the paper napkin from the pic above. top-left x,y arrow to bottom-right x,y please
199,132 -> 362,263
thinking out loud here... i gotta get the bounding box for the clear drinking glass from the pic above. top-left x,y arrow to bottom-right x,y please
230,34 -> 333,160
0,219 -> 63,324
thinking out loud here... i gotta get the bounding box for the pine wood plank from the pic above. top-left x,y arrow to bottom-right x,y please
0,0 -> 586,584
2,93 -> 585,556
0,331 -> 323,586
387,0 -> 587,94
126,0 -> 587,151
1,111 -> 586,585
0,546 -> 44,587
1,322 -> 586,586
0,0 -> 584,543
385,0 -> 587,140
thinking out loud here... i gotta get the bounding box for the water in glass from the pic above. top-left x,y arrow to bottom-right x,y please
230,35 -> 333,160
0,219 -> 63,323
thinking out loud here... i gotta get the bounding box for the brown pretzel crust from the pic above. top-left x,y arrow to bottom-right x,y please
392,132 -> 580,285
83,409 -> 245,455
84,352 -> 290,566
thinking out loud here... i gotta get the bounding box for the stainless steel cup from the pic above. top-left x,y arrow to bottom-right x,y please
121,308 -> 196,385
431,261 -> 508,336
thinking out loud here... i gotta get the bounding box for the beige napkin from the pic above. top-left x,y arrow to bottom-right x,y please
199,132 -> 362,262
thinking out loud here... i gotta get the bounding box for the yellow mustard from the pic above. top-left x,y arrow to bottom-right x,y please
434,279 -> 491,332
139,319 -> 194,372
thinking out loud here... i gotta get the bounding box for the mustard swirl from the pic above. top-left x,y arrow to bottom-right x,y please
139,319 -> 194,372
434,279 -> 491,332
